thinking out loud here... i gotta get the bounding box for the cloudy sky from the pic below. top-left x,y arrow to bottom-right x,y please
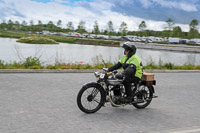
0,0 -> 200,32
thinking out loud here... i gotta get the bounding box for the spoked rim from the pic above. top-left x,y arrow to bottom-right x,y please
80,87 -> 102,111
133,85 -> 152,107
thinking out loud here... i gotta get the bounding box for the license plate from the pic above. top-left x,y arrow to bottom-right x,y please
100,73 -> 105,79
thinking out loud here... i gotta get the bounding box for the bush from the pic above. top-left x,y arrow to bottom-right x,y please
82,64 -> 93,69
0,60 -> 5,69
23,57 -> 41,68
46,65 -> 56,69
164,63 -> 174,70
144,62 -> 159,69
181,64 -> 194,70
0,60 -> 4,65
11,61 -> 24,69
29,65 -> 42,69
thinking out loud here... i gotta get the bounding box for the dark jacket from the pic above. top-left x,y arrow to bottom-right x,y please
108,51 -> 143,81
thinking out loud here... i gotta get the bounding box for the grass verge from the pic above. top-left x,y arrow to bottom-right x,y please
0,57 -> 200,70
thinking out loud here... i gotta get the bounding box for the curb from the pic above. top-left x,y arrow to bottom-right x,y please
0,69 -> 99,73
0,69 -> 200,73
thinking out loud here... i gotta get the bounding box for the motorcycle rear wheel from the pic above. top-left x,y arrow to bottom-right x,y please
132,85 -> 153,109
77,83 -> 106,113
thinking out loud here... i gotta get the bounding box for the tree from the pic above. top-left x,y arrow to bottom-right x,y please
36,20 -> 43,33
189,19 -> 198,30
92,21 -> 100,35
21,21 -> 28,31
22,20 -> 28,26
47,21 -> 55,31
0,21 -> 7,30
8,20 -> 13,24
7,20 -> 14,30
170,26 -> 183,38
14,21 -> 20,31
57,20 -> 62,27
163,18 -> 175,38
119,21 -> 128,36
66,21 -> 74,31
165,18 -> 175,31
30,20 -> 34,26
77,21 -> 86,33
107,21 -> 114,36
38,20 -> 42,25
188,19 -> 199,39
48,21 -> 54,25
103,29 -> 108,35
139,21 -> 146,31
188,29 -> 199,39
29,20 -> 36,33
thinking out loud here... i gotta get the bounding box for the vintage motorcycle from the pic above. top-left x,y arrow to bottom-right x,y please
77,68 -> 157,114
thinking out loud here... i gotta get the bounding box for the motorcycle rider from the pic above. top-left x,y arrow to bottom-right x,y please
107,41 -> 143,103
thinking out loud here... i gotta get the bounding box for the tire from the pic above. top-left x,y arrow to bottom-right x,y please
132,85 -> 153,109
77,82 -> 106,113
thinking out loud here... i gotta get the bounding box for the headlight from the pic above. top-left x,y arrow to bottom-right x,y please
94,72 -> 100,77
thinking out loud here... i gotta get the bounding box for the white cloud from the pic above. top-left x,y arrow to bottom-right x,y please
53,0 -> 70,4
152,0 -> 198,12
140,0 -> 153,8
0,0 -> 190,32
179,2 -> 198,12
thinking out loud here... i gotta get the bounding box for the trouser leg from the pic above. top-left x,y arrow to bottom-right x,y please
119,80 -> 133,103
123,80 -> 133,97
123,76 -> 141,97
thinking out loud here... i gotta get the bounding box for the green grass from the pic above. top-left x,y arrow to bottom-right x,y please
17,36 -> 59,44
0,57 -> 200,70
0,30 -> 120,46
143,62 -> 200,70
0,30 -> 28,38
46,35 -> 120,46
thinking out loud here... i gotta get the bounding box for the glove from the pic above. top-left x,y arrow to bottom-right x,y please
115,72 -> 124,79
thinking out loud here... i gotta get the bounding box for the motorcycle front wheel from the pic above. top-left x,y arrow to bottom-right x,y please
77,83 -> 106,113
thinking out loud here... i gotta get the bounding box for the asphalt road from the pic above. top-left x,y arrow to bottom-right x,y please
0,73 -> 200,133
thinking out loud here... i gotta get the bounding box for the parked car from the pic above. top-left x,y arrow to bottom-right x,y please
67,32 -> 81,37
96,35 -> 109,39
88,34 -> 97,38
168,37 -> 180,44
190,38 -> 200,45
109,36 -> 121,40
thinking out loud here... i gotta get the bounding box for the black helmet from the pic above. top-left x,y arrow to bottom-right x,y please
122,41 -> 137,54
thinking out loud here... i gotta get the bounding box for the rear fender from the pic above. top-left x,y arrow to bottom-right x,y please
140,80 -> 156,86
140,80 -> 156,93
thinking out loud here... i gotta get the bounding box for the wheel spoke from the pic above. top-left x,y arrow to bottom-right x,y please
80,86 -> 102,111
86,88 -> 92,95
91,88 -> 99,97
93,98 -> 100,104
132,85 -> 153,108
